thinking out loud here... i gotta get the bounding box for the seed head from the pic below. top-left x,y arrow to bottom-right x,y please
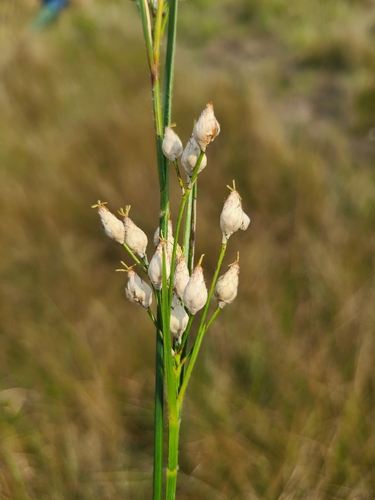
181,135 -> 207,177
94,202 -> 125,244
119,206 -> 148,258
125,267 -> 153,308
214,254 -> 240,308
220,183 -> 250,242
170,293 -> 189,343
193,102 -> 220,152
183,255 -> 208,315
148,241 -> 171,290
174,254 -> 190,300
162,127 -> 183,161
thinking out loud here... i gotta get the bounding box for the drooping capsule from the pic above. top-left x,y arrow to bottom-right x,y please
95,202 -> 125,244
122,207 -> 148,258
125,268 -> 153,308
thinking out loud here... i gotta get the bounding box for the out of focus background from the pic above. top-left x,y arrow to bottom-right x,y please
1,0 -> 375,498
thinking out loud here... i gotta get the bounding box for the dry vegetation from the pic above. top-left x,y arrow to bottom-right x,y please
1,0 -> 375,498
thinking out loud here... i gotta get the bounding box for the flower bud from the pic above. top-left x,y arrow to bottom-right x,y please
148,241 -> 171,290
162,127 -> 183,161
214,255 -> 240,308
174,254 -> 190,300
193,102 -> 220,152
183,255 -> 207,315
170,294 -> 189,343
96,203 -> 125,244
220,184 -> 250,242
122,209 -> 148,258
181,135 -> 207,177
125,268 -> 153,308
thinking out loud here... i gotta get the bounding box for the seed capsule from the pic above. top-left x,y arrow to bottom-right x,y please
162,127 -> 183,161
214,255 -> 240,309
174,254 -> 190,300
220,184 -> 250,242
96,203 -> 125,244
193,102 -> 220,152
170,294 -> 189,343
122,208 -> 148,258
148,241 -> 171,290
183,255 -> 207,315
125,268 -> 153,308
181,135 -> 207,177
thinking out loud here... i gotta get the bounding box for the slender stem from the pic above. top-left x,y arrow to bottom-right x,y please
177,240 -> 228,408
153,327 -> 164,500
168,152 -> 205,313
182,187 -> 193,264
162,0 -> 179,129
138,0 -> 154,77
188,182 -> 197,272
121,243 -> 148,273
173,159 -> 185,194
166,412 -> 180,500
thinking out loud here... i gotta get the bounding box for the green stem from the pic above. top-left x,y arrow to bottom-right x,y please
168,152 -> 205,313
166,412 -> 180,500
188,182 -> 197,272
162,0 -> 179,129
183,189 -> 193,267
177,240 -> 228,408
153,327 -> 164,500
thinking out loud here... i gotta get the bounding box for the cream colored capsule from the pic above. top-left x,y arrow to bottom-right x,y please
183,255 -> 207,315
214,255 -> 240,309
193,102 -> 220,152
162,127 -> 183,161
125,268 -> 153,308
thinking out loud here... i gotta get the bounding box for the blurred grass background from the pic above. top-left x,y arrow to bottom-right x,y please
1,0 -> 375,498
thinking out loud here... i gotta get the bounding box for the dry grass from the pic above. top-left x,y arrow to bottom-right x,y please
1,0 -> 375,498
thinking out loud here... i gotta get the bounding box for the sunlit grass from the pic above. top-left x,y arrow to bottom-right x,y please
1,0 -> 375,498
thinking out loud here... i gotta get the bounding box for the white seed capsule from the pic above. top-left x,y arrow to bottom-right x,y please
174,254 -> 190,300
123,215 -> 148,258
181,135 -> 207,177
148,241 -> 171,290
125,269 -> 153,308
241,212 -> 251,231
183,257 -> 207,315
220,188 -> 250,242
98,205 -> 125,244
214,258 -> 240,309
162,127 -> 183,161
193,102 -> 220,152
170,294 -> 189,343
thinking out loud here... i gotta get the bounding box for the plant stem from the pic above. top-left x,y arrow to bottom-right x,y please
162,0 -> 179,129
166,411 -> 180,500
153,329 -> 164,500
177,240 -> 228,408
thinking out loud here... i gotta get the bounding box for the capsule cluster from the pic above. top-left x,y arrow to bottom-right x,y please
94,102 -> 250,342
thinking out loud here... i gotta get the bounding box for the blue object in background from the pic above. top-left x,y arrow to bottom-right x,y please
30,0 -> 70,30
